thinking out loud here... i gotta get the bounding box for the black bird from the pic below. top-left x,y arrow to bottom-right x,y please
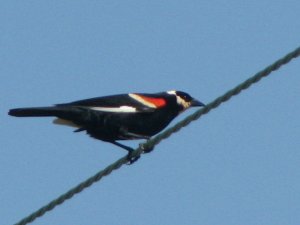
8,90 -> 205,163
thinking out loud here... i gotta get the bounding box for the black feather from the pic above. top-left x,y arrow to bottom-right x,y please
8,107 -> 59,117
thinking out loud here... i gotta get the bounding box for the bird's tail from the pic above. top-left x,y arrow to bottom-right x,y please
8,107 -> 65,117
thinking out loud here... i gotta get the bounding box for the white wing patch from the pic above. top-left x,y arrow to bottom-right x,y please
128,93 -> 157,108
89,106 -> 137,113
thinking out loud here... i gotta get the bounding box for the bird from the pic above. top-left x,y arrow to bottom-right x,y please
8,90 -> 205,163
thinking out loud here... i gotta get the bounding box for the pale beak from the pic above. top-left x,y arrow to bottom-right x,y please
190,99 -> 205,107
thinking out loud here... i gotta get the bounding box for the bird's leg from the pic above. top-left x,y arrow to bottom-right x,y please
119,127 -> 151,140
111,141 -> 140,164
123,131 -> 151,140
120,129 -> 154,153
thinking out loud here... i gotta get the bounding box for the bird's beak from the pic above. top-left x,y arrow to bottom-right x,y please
190,99 -> 205,107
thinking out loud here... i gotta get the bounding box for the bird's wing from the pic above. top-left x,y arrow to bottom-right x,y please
56,93 -> 166,113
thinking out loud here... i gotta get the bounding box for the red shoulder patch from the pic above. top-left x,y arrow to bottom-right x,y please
139,95 -> 166,108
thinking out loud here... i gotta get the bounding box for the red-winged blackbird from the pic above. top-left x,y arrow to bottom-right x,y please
8,90 -> 204,163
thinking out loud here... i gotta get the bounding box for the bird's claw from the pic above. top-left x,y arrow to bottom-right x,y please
126,151 -> 140,165
139,143 -> 154,153
125,143 -> 154,165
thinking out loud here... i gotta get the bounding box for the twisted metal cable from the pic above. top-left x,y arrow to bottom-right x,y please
14,46 -> 300,225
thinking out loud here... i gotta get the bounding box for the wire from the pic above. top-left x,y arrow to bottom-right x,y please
13,46 -> 300,225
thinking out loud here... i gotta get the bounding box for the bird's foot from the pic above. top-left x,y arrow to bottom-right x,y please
126,150 -> 140,165
139,143 -> 154,153
111,141 -> 141,165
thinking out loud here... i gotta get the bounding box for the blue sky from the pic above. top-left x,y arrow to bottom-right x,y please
1,1 -> 300,225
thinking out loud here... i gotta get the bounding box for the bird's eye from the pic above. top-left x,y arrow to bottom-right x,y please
183,95 -> 189,101
176,91 -> 192,102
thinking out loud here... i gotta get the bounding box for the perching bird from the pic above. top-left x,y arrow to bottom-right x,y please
8,90 -> 205,163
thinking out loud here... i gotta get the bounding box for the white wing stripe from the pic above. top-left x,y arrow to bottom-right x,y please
128,93 -> 156,108
90,106 -> 137,113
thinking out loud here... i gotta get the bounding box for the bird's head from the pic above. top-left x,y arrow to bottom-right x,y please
167,90 -> 205,112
